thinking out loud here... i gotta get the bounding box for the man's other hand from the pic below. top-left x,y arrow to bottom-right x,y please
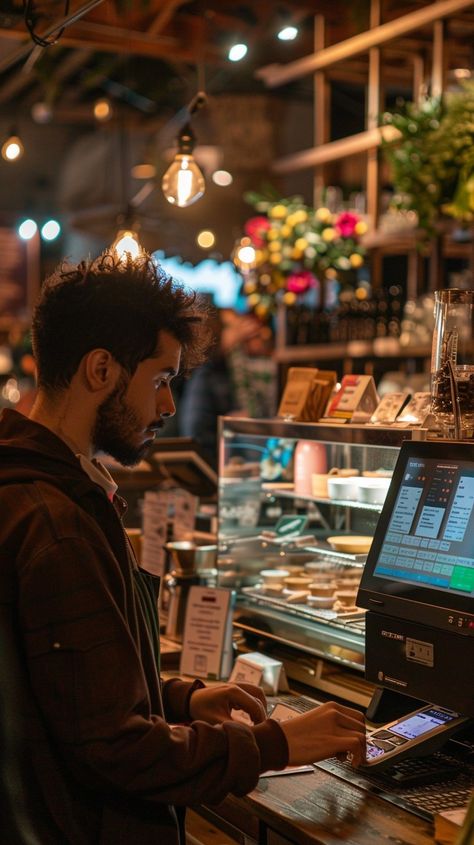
188,682 -> 267,725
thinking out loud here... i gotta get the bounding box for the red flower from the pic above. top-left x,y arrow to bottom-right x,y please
244,216 -> 271,247
334,211 -> 359,238
286,271 -> 318,294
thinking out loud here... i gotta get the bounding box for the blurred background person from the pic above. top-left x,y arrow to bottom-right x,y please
178,309 -> 276,468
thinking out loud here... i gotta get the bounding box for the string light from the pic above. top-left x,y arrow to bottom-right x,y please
94,98 -> 113,121
2,133 -> 24,162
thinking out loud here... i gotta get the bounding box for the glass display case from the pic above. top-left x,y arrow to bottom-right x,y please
217,417 -> 427,703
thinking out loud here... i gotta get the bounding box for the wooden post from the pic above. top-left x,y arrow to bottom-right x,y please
367,0 -> 382,235
313,14 -> 327,210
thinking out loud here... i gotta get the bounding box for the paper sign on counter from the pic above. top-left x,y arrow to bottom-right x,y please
180,586 -> 234,680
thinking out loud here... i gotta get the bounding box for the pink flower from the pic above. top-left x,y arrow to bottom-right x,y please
244,216 -> 271,247
286,271 -> 318,294
334,211 -> 359,238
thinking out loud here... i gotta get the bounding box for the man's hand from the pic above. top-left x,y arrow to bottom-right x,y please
278,701 -> 366,768
188,682 -> 267,725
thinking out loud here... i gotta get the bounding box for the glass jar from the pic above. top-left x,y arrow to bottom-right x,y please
431,289 -> 474,438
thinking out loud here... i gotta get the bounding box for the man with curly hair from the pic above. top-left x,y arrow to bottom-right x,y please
0,252 -> 366,844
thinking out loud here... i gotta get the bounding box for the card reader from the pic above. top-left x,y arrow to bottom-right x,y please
363,704 -> 468,770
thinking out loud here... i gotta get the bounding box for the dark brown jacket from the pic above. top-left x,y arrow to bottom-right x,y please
0,410 -> 288,844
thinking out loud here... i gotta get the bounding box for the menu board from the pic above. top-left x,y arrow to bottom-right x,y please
0,227 -> 40,317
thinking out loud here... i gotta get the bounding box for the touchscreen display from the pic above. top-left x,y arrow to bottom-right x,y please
390,707 -> 459,740
373,457 -> 474,597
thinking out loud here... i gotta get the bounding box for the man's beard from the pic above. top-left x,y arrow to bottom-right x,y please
92,372 -> 157,467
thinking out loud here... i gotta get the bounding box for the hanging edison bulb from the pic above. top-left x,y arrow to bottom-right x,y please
162,124 -> 205,208
1,132 -> 24,162
111,229 -> 143,262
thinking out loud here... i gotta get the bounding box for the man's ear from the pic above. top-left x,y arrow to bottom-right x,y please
83,349 -> 121,392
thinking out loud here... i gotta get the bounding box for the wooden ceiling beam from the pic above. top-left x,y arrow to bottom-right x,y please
148,0 -> 192,35
0,22 -> 224,64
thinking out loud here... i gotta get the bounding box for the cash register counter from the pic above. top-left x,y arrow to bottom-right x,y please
198,755 -> 435,845
160,663 -> 437,845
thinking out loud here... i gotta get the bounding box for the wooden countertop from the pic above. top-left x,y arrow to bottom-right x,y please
209,764 -> 435,845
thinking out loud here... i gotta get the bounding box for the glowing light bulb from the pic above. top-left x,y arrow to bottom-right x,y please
2,135 -> 24,162
278,25 -> 298,41
197,230 -> 215,249
162,154 -> 205,207
94,98 -> 113,121
18,219 -> 38,240
212,169 -> 233,187
238,245 -> 256,264
112,229 -> 143,262
41,219 -> 61,241
228,43 -> 248,62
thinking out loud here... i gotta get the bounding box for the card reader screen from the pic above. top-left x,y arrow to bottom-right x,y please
390,707 -> 459,740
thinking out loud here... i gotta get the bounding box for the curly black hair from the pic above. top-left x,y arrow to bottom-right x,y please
32,251 -> 213,392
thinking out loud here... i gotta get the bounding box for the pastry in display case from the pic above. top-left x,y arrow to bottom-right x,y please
217,417 -> 426,702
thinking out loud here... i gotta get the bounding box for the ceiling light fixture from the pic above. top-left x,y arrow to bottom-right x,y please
277,25 -> 298,41
41,219 -> 61,241
18,219 -> 38,240
161,92 -> 207,208
228,43 -> 248,62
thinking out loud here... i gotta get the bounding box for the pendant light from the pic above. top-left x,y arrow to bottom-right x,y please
161,92 -> 207,208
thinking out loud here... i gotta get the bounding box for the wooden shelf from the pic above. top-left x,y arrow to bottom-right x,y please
274,339 -> 432,363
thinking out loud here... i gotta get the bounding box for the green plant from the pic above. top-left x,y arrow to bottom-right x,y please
382,82 -> 474,233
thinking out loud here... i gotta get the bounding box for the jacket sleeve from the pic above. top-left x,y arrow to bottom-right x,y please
19,535 -> 288,806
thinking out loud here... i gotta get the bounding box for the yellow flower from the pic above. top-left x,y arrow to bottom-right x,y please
255,303 -> 269,318
350,253 -> 364,268
269,253 -> 282,264
244,281 -> 256,293
295,237 -> 308,250
355,220 -> 368,235
268,240 -> 282,252
247,293 -> 261,307
283,291 -> 297,306
316,207 -> 332,222
267,228 -> 280,240
269,204 -> 287,219
322,227 -> 336,242
292,209 -> 308,224
325,268 -> 337,279
291,247 -> 303,260
280,224 -> 292,238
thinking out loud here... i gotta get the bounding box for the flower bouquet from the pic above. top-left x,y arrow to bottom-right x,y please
234,194 -> 367,317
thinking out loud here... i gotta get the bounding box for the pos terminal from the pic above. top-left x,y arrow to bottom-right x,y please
357,440 -> 474,768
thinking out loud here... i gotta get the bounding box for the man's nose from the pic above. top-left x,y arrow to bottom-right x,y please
158,385 -> 176,418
